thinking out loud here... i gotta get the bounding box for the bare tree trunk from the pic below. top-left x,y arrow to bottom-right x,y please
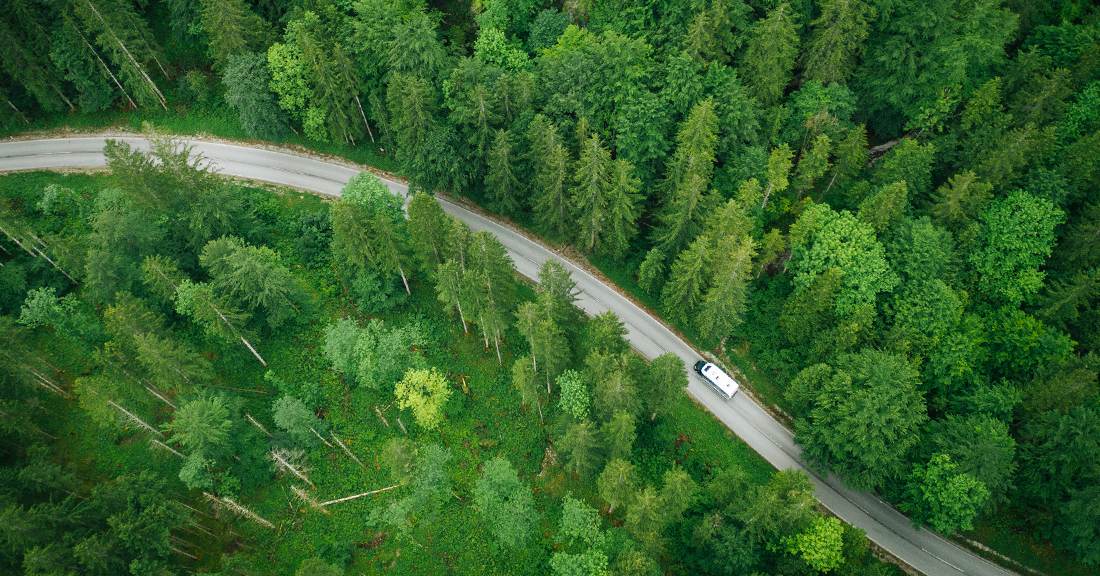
122,10 -> 168,80
107,400 -> 164,437
150,438 -> 183,457
320,484 -> 401,506
332,432 -> 365,467
74,25 -> 137,109
396,418 -> 407,435
83,0 -> 167,109
5,100 -> 29,124
493,330 -> 502,365
398,266 -> 411,295
145,385 -> 176,408
270,449 -> 313,487
374,406 -> 390,427
760,182 -> 775,211
354,95 -> 375,143
245,413 -> 272,437
310,427 -> 333,448
208,494 -> 275,529
291,485 -> 330,514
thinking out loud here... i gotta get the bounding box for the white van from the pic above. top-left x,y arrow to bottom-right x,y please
693,360 -> 740,399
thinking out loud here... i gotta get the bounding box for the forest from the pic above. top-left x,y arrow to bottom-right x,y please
1,0 -> 1099,574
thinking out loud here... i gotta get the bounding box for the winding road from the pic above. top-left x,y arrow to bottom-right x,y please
0,137 -> 1017,576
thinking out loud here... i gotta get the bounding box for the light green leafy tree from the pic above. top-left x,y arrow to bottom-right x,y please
395,367 -> 452,430
969,189 -> 1062,305
789,203 -> 898,316
902,453 -> 991,534
782,516 -> 845,572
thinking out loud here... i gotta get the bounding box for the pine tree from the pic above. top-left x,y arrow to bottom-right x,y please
659,99 -> 719,200
371,211 -> 413,295
637,248 -> 666,295
602,160 -> 643,258
698,235 -> 755,344
800,0 -> 875,85
598,458 -> 638,514
573,134 -> 613,253
224,52 -> 289,141
407,191 -> 452,274
741,3 -> 801,106
528,117 -> 571,239
200,0 -> 266,71
759,144 -> 794,211
653,173 -> 714,258
467,231 -> 517,363
641,353 -> 687,422
485,129 -> 522,215
661,236 -> 711,326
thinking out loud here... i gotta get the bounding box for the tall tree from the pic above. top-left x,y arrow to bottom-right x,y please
200,0 -> 266,71
407,191 -> 452,275
573,133 -> 614,253
641,353 -> 687,421
528,116 -> 572,238
224,52 -> 289,141
788,203 -> 898,316
661,235 -> 711,326
600,160 -> 643,258
741,3 -> 801,106
800,0 -> 875,85
485,129 -> 522,215
969,190 -> 1062,305
598,458 -> 638,514
395,368 -> 452,430
901,453 -> 990,534
698,235 -> 755,344
791,350 -> 927,490
474,457 -> 540,548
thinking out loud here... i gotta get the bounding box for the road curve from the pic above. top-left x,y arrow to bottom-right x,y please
0,137 -> 1017,576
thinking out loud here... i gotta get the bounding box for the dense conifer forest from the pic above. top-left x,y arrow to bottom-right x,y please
1,0 -> 1099,574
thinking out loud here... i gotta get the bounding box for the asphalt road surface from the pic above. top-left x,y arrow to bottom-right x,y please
0,137 -> 1018,576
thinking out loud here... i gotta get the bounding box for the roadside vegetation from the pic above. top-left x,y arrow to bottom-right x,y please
2,0 -> 1099,573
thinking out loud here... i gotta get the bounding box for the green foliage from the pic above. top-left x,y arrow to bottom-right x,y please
902,453 -> 991,534
558,370 -> 589,420
970,190 -> 1063,305
224,52 -> 289,141
789,204 -> 898,317
395,367 -> 452,430
166,393 -> 234,454
273,395 -> 326,448
741,3 -> 801,106
473,457 -> 540,548
782,516 -> 845,572
800,0 -> 875,85
792,350 -> 927,490
295,558 -> 343,576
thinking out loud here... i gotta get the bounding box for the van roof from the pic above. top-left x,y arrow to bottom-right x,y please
701,362 -> 739,397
